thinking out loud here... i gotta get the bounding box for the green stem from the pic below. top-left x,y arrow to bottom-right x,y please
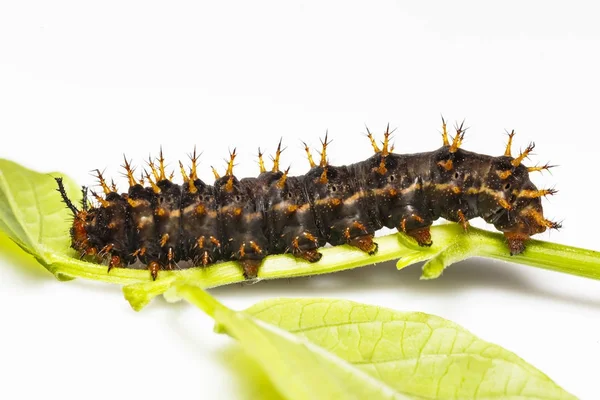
176,284 -> 225,318
7,224 -> 600,310
46,253 -> 156,284
475,229 -> 600,280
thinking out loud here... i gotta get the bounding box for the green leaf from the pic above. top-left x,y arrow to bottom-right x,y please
177,285 -> 411,400
178,287 -> 575,400
1,158 -> 600,310
245,298 -> 576,400
0,159 -> 162,283
0,159 -> 79,265
216,346 -> 285,400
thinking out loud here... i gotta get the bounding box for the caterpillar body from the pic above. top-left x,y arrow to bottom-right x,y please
56,120 -> 559,280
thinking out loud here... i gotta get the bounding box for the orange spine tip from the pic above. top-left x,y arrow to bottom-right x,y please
365,126 -> 381,153
144,170 -> 161,193
148,157 -> 161,182
179,161 -> 189,182
449,121 -> 466,153
441,116 -> 450,146
158,147 -> 167,181
211,166 -> 220,180
189,147 -> 200,180
318,132 -> 330,168
257,148 -> 266,173
381,123 -> 392,156
94,169 -> 112,194
91,190 -> 110,208
523,209 -> 562,230
504,130 -> 516,157
302,141 -> 316,168
547,219 -> 562,230
271,139 -> 284,172
276,167 -> 290,189
511,142 -> 535,167
226,148 -> 237,176
528,163 -> 555,173
122,155 -> 138,187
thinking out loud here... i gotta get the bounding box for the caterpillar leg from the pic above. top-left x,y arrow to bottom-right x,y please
398,214 -> 433,247
456,210 -> 470,232
101,247 -> 133,274
147,260 -> 161,280
190,235 -> 221,266
240,259 -> 262,279
343,221 -> 378,255
403,227 -> 432,247
163,247 -> 177,271
292,247 -> 322,263
347,234 -> 378,255
504,232 -> 529,255
107,255 -> 122,273
291,232 -> 323,263
236,241 -> 266,279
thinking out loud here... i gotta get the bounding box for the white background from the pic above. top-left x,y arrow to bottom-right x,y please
1,1 -> 599,399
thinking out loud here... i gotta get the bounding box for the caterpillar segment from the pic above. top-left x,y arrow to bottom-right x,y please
55,121 -> 560,280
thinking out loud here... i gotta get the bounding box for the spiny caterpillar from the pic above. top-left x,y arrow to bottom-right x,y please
55,119 -> 559,280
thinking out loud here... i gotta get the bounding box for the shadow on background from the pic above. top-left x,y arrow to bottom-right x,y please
215,346 -> 284,399
0,231 -> 51,281
160,303 -> 283,400
0,231 -> 124,299
210,257 -> 600,310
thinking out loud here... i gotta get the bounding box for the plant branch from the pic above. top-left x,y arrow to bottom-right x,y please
35,224 -> 597,310
4,224 -> 600,311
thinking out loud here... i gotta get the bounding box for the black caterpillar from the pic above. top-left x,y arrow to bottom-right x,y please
56,120 -> 559,280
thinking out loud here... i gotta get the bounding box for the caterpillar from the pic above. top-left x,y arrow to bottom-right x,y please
55,120 -> 559,280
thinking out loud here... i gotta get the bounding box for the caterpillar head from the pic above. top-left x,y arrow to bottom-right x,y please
482,157 -> 559,254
